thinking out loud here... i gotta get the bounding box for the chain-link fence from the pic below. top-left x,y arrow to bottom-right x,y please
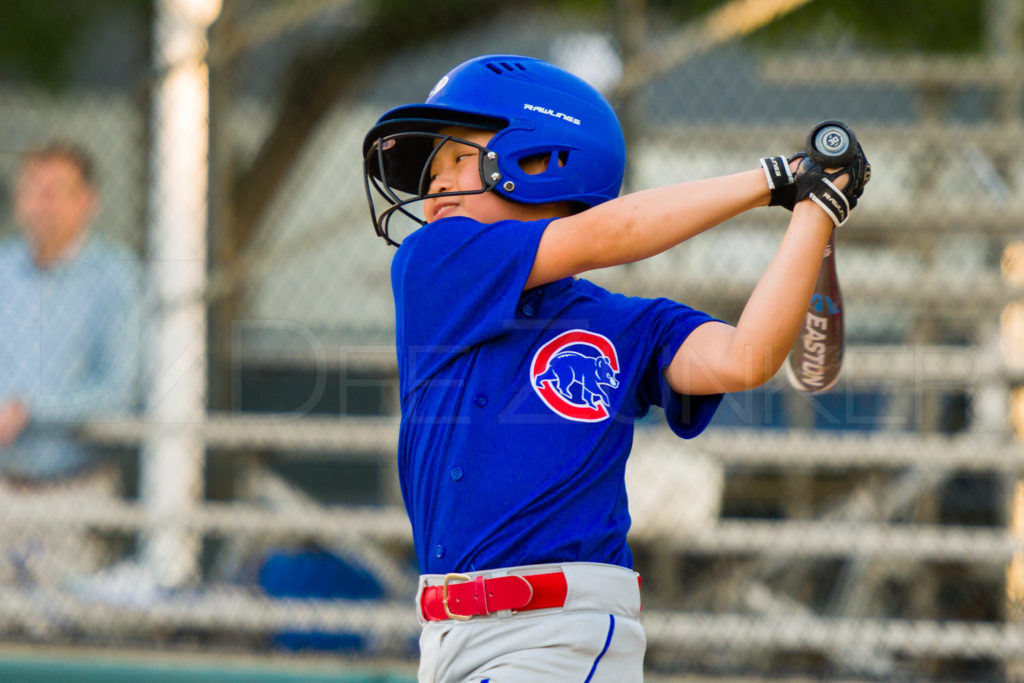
1,0 -> 1023,680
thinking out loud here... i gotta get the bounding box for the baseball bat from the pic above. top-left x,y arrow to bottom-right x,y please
786,231 -> 843,392
785,120 -> 853,393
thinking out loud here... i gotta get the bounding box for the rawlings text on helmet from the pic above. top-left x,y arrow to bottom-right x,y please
522,103 -> 581,126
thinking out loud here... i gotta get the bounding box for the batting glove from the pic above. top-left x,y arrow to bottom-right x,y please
761,144 -> 870,228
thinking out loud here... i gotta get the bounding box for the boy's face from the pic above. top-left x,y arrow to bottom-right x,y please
424,127 -> 566,224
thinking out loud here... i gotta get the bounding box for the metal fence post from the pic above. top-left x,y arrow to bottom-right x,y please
142,0 -> 220,588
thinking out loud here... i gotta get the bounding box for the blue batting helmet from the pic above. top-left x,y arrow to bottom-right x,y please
363,54 -> 626,245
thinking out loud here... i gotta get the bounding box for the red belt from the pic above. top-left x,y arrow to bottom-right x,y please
420,571 -> 568,622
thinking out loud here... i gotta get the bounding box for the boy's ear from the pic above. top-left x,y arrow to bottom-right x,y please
518,151 -> 568,176
518,152 -> 551,176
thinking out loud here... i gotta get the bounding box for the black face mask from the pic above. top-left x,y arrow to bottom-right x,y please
363,131 -> 501,247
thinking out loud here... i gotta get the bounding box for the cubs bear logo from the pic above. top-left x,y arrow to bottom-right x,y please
531,330 -> 620,422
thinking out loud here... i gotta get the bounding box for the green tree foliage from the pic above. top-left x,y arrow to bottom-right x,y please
651,0 -> 985,52
0,0 -> 147,88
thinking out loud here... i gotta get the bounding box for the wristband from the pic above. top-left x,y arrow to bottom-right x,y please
808,178 -> 852,228
761,155 -> 795,209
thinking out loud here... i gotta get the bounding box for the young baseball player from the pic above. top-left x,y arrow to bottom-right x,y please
362,54 -> 869,682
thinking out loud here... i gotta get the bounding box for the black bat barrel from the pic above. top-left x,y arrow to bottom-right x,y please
807,120 -> 856,168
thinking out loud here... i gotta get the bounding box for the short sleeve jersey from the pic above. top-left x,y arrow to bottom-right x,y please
392,216 -> 723,575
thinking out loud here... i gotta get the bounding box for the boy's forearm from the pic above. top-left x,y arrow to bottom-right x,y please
725,201 -> 834,385
530,168 -> 771,289
581,168 -> 770,269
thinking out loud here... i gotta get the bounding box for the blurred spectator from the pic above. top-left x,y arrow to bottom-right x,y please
0,141 -> 142,588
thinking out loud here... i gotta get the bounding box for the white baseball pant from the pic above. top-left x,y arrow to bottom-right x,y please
416,562 -> 644,682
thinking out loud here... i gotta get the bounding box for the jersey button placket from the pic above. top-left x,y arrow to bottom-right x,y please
449,467 -> 463,481
473,394 -> 488,407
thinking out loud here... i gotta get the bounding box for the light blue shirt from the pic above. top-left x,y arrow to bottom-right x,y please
0,236 -> 143,479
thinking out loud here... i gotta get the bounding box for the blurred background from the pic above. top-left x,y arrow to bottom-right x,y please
0,0 -> 1022,681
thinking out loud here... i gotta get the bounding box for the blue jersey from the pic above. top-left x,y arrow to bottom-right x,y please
392,216 -> 723,575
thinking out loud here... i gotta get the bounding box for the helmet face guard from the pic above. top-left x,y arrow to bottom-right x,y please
362,54 -> 626,246
363,131 -> 501,246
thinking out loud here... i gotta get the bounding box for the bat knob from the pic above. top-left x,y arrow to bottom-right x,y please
807,120 -> 856,168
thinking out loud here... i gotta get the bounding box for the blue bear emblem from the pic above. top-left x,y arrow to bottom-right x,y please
534,351 -> 620,409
